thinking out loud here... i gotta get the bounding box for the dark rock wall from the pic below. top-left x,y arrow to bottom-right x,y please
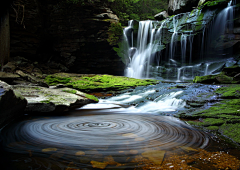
9,0 -> 125,75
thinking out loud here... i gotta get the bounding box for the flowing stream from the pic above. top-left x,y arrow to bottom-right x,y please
1,83 -> 240,169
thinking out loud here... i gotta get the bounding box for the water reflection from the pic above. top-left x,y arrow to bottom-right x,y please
1,112 -> 211,169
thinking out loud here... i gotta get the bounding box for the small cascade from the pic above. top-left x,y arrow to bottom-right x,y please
205,63 -> 210,76
181,34 -> 187,64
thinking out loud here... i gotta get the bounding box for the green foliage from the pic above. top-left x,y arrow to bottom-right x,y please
113,42 -> 129,64
109,0 -> 168,25
107,22 -> 123,46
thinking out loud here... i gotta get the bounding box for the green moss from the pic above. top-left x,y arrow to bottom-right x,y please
62,89 -> 77,94
45,75 -> 71,85
206,126 -> 219,131
107,22 -> 123,46
44,73 -> 159,93
193,73 -> 234,84
85,94 -> 99,102
203,0 -> 226,7
220,123 -> 240,143
216,85 -> 240,98
40,100 -> 51,104
181,84 -> 240,144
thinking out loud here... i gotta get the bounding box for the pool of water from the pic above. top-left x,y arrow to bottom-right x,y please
0,83 -> 240,169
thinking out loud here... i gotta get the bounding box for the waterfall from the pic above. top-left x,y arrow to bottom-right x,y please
123,1 -> 236,81
125,20 -> 165,78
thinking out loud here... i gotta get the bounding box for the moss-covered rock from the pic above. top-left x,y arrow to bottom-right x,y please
180,84 -> 240,144
193,66 -> 240,84
44,73 -> 159,93
13,85 -> 98,113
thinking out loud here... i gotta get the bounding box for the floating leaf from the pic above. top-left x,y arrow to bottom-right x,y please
42,148 -> 57,152
90,161 -> 108,169
141,150 -> 165,165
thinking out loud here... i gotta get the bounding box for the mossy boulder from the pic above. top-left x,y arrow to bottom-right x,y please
193,74 -> 234,84
180,84 -> 240,144
44,73 -> 159,93
13,85 -> 98,113
193,66 -> 240,84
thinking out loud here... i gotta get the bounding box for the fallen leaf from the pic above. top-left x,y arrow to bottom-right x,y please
90,161 -> 108,169
42,148 -> 57,152
141,150 -> 165,165
180,146 -> 198,152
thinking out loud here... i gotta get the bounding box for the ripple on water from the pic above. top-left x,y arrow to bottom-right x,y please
1,113 -> 210,169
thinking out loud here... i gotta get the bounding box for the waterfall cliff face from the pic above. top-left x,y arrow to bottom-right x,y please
124,0 -> 239,81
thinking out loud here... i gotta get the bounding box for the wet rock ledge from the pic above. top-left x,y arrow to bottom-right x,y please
0,68 -> 158,128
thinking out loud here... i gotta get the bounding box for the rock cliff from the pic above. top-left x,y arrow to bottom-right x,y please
9,0 -> 124,75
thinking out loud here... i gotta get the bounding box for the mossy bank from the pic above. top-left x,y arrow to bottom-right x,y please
179,84 -> 240,144
44,73 -> 159,93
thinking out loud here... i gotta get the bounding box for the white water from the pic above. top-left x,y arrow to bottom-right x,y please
81,89 -> 185,113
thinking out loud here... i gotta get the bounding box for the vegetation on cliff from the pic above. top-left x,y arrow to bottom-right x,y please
109,0 -> 168,24
65,0 -> 168,25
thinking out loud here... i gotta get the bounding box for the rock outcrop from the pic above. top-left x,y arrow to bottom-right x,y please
154,11 -> 169,20
168,0 -> 199,15
0,81 -> 27,127
13,86 -> 98,113
9,0 -> 124,75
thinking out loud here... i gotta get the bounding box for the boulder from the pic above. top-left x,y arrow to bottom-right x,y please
0,81 -> 27,127
13,85 -> 99,113
154,11 -> 169,21
0,71 -> 20,84
168,0 -> 199,15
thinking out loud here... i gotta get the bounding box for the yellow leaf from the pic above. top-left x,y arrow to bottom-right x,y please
75,151 -> 85,156
104,156 -> 117,165
180,146 -> 198,152
42,148 -> 57,152
141,150 -> 165,165
90,161 -> 108,169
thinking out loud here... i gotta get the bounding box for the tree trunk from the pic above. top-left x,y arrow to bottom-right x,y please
0,11 -> 10,70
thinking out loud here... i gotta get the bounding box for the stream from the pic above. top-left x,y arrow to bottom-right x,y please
1,82 -> 240,169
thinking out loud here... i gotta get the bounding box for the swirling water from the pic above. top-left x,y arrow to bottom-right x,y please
1,83 -> 240,169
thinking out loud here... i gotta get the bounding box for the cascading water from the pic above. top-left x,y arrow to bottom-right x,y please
124,0 -> 237,81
